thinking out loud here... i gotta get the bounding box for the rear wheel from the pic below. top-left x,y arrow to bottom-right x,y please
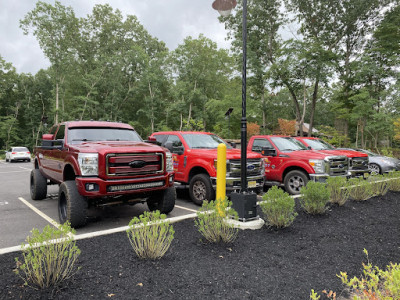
189,173 -> 215,205
147,187 -> 176,214
58,181 -> 87,228
284,170 -> 308,195
30,169 -> 47,200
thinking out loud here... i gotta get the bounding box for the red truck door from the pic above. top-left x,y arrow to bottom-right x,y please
41,124 -> 65,183
250,137 -> 282,181
163,134 -> 186,182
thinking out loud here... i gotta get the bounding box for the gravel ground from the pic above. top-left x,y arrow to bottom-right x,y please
1,191 -> 399,300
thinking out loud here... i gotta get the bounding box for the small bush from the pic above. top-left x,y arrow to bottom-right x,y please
14,222 -> 80,289
260,186 -> 297,228
195,198 -> 238,243
300,181 -> 330,214
348,177 -> 372,201
326,176 -> 350,206
369,175 -> 389,197
386,171 -> 400,192
126,210 -> 174,260
338,249 -> 400,300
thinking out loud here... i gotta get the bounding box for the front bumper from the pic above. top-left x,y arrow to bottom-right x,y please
210,175 -> 264,191
76,173 -> 174,198
349,169 -> 370,178
310,172 -> 350,182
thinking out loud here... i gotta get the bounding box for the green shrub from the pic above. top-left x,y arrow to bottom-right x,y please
369,175 -> 389,197
195,198 -> 238,243
300,181 -> 330,214
386,171 -> 400,192
338,249 -> 400,300
348,177 -> 372,201
126,210 -> 174,260
259,186 -> 297,228
14,222 -> 80,289
326,176 -> 350,206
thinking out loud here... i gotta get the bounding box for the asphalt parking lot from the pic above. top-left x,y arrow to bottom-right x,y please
0,161 -> 200,254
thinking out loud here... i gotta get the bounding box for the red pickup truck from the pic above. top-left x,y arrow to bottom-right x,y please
150,131 -> 265,205
247,135 -> 349,194
295,137 -> 369,177
31,121 -> 176,228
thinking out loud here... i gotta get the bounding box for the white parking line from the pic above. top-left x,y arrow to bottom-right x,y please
18,197 -> 61,229
0,170 -> 30,174
174,204 -> 198,213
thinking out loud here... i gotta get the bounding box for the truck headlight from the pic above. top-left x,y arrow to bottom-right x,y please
78,153 -> 98,176
309,159 -> 325,174
166,152 -> 174,172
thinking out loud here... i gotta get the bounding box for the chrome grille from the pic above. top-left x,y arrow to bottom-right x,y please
228,159 -> 264,177
349,157 -> 369,171
326,156 -> 348,176
106,153 -> 164,176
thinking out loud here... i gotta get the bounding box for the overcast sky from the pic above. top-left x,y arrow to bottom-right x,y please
0,0 -> 233,74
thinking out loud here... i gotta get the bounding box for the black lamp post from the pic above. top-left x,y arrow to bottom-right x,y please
212,0 -> 257,221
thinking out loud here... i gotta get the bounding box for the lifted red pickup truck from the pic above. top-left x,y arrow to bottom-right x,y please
248,135 -> 350,194
295,137 -> 369,177
31,121 -> 176,228
150,131 -> 265,205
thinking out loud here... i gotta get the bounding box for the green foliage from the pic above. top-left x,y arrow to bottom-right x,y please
14,222 -> 80,289
386,171 -> 400,192
260,186 -> 297,228
348,178 -> 372,201
326,176 -> 350,206
338,249 -> 400,300
126,210 -> 174,260
300,181 -> 330,214
309,289 -> 320,300
195,199 -> 238,243
368,175 -> 389,197
316,125 -> 349,147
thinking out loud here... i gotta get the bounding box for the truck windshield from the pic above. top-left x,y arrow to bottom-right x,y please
270,137 -> 307,152
68,127 -> 143,144
305,139 -> 335,150
182,133 -> 232,149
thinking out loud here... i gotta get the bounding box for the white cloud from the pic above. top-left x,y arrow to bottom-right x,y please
0,0 -> 230,74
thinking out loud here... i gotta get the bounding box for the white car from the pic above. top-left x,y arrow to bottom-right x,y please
5,147 -> 31,162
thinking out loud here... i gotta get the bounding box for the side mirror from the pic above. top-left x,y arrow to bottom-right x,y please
261,147 -> 277,157
42,134 -> 54,140
228,142 -> 236,148
145,136 -> 160,145
164,141 -> 184,155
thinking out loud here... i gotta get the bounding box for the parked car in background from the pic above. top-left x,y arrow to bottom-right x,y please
340,149 -> 400,175
5,147 -> 31,162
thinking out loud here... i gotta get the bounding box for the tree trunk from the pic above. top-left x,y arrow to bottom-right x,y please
308,76 -> 320,137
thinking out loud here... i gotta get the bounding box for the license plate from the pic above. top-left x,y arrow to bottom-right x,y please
248,181 -> 257,188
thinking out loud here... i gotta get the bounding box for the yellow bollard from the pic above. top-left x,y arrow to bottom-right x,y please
216,143 -> 227,214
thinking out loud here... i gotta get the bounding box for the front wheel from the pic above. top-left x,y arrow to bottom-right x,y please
189,174 -> 215,205
147,187 -> 176,214
284,170 -> 308,195
30,169 -> 47,200
58,181 -> 87,228
369,163 -> 381,175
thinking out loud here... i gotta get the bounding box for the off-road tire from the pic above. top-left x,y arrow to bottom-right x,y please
5,158 -> 9,162
30,169 -> 47,200
58,181 -> 87,228
147,187 -> 176,214
369,163 -> 381,175
189,173 -> 215,205
284,170 -> 308,195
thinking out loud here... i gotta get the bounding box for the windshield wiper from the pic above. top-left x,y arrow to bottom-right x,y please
72,139 -> 94,142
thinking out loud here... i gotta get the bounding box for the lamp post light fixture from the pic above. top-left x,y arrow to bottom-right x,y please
225,107 -> 234,138
213,0 -> 258,221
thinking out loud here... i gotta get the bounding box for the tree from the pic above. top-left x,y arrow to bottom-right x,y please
20,1 -> 80,124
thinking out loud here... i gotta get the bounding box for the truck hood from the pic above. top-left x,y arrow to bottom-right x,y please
69,141 -> 165,154
185,148 -> 262,159
314,149 -> 368,158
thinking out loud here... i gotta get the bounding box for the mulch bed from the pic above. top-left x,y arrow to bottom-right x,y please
1,192 -> 399,300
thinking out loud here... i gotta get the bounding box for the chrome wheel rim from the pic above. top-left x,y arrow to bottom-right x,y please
193,181 -> 207,201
